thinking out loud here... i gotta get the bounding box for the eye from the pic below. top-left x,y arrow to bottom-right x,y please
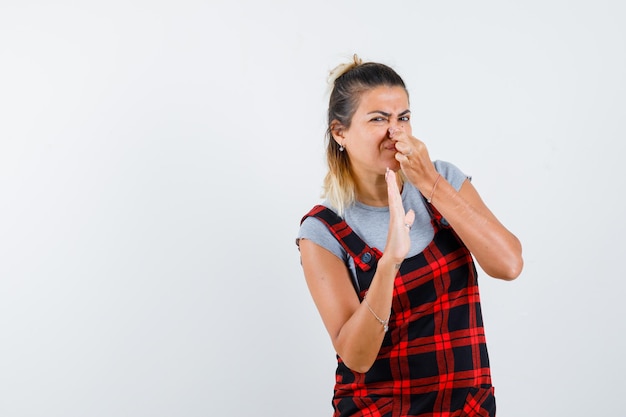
399,116 -> 410,122
370,116 -> 387,123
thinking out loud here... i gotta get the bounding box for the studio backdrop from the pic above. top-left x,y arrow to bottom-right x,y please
1,1 -> 624,416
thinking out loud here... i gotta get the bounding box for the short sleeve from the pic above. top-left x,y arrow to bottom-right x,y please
297,215 -> 347,262
434,160 -> 470,191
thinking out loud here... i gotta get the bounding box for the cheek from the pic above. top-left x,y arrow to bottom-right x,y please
356,126 -> 386,142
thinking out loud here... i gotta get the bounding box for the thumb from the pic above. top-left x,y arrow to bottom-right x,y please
404,209 -> 415,228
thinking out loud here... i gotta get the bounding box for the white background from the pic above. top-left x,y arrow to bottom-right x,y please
1,1 -> 624,416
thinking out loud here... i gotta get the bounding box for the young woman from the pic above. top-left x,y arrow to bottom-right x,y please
297,55 -> 523,416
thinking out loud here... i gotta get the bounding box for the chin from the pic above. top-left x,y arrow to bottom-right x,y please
386,161 -> 401,172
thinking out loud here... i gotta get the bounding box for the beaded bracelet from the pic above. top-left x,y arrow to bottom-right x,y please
363,297 -> 390,333
427,174 -> 442,203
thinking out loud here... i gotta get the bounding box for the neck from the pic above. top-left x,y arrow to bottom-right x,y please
355,171 -> 403,207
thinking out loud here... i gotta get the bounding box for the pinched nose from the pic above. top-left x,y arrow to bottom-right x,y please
388,127 -> 404,138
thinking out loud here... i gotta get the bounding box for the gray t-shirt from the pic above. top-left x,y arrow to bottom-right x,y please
298,160 -> 469,287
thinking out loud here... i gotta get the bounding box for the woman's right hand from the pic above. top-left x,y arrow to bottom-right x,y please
298,168 -> 417,373
383,168 -> 415,267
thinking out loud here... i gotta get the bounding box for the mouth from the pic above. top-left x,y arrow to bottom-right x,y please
383,141 -> 397,152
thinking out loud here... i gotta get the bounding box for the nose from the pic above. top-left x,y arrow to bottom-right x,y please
388,125 -> 402,138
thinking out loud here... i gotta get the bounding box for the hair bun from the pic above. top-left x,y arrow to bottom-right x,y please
327,54 -> 363,86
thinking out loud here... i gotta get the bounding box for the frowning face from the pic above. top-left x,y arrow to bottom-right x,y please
334,85 -> 411,179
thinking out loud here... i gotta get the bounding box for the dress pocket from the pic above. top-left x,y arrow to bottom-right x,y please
460,386 -> 496,417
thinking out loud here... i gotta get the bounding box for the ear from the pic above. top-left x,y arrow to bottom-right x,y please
330,120 -> 346,145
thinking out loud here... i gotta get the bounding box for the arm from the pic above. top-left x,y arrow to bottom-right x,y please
428,177 -> 523,280
299,169 -> 414,373
392,132 -> 523,280
299,240 -> 399,372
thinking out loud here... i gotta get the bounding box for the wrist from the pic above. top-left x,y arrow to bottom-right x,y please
427,173 -> 442,203
404,168 -> 439,196
378,254 -> 403,272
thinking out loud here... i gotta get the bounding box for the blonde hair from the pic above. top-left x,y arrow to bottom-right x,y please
322,54 -> 408,216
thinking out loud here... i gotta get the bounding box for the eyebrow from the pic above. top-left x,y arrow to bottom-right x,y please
367,109 -> 411,117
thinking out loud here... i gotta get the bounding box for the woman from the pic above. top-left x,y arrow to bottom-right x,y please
297,55 -> 523,416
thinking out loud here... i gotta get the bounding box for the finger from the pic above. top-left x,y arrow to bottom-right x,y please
393,140 -> 409,153
385,168 -> 403,212
404,209 -> 415,228
395,152 -> 410,164
385,167 -> 399,197
391,136 -> 414,157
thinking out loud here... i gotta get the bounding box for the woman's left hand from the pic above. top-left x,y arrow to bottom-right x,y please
389,128 -> 438,195
389,127 -> 523,280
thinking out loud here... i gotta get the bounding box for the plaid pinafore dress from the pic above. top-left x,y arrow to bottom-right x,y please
301,200 -> 496,417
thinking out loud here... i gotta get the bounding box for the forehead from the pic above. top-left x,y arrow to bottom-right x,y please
356,85 -> 409,113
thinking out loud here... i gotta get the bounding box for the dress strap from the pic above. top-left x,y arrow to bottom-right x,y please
300,205 -> 382,272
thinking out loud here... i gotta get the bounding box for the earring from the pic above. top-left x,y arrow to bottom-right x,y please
339,144 -> 344,152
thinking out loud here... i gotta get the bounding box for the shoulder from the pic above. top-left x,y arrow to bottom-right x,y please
297,204 -> 347,262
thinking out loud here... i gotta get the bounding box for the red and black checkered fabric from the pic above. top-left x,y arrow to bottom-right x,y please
301,203 -> 495,417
